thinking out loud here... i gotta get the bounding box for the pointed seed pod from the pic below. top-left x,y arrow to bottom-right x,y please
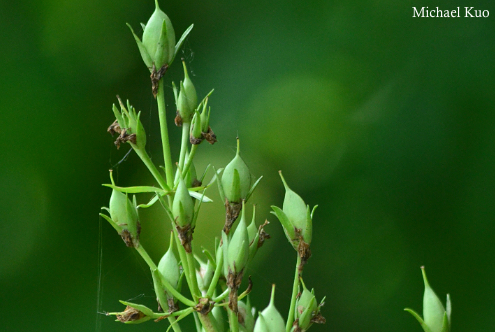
280,171 -> 312,245
221,138 -> 252,203
254,285 -> 285,332
404,266 -> 451,332
158,232 -> 180,296
172,174 -> 194,227
227,203 -> 250,273
422,267 -> 449,332
108,172 -> 139,247
141,0 -> 175,68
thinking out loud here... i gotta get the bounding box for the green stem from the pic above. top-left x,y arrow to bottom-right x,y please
133,147 -> 170,192
172,227 -> 201,300
206,247 -> 223,298
186,250 -> 202,298
157,80 -> 174,189
286,254 -> 302,332
212,288 -> 229,302
198,313 -> 216,332
228,306 -> 239,332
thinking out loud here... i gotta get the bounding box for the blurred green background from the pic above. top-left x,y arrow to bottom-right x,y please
1,0 -> 494,331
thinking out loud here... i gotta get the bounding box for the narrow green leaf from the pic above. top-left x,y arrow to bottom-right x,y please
271,206 -> 296,243
126,23 -> 153,69
189,190 -> 212,202
102,184 -> 167,194
137,194 -> 160,209
246,175 -> 263,201
172,24 -> 194,64
404,308 -> 433,332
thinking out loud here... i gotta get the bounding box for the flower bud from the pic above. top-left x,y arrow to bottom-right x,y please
172,175 -> 194,228
405,267 -> 451,332
221,138 -> 252,204
142,0 -> 175,68
109,179 -> 140,248
227,204 -> 250,273
253,285 -> 285,332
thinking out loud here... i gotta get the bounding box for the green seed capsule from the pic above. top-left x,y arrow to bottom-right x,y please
404,267 -> 451,332
227,204 -> 250,273
221,139 -> 251,203
109,188 -> 139,247
158,234 -> 180,295
142,0 -> 175,68
254,285 -> 285,332
422,267 -> 449,332
172,175 -> 194,227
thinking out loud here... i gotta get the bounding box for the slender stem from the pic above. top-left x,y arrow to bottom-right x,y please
182,143 -> 198,182
198,313 -> 216,332
133,147 -> 170,192
186,250 -> 202,298
206,247 -> 223,298
168,317 -> 182,332
228,306 -> 239,332
286,254 -> 302,332
212,288 -> 229,302
157,80 -> 174,189
172,227 -> 201,300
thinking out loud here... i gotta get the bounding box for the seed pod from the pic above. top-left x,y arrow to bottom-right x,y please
422,267 -> 450,332
227,204 -> 250,273
158,233 -> 180,297
253,285 -> 285,332
109,188 -> 140,248
280,172 -> 312,245
172,175 -> 194,228
221,139 -> 251,203
141,0 -> 175,68
405,266 -> 451,332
